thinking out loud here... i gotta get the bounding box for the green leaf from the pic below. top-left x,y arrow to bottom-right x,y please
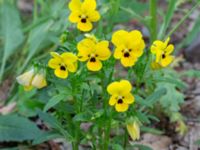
111,144 -> 124,150
136,111 -> 150,124
153,77 -> 187,89
141,126 -> 164,135
44,94 -> 66,111
145,88 -> 167,107
37,109 -> 73,140
73,112 -> 93,122
157,83 -> 184,112
37,109 -> 63,129
0,1 -> 24,81
166,1 -> 200,38
135,95 -> 152,107
158,0 -> 178,38
0,114 -> 42,142
130,143 -> 153,150
181,70 -> 200,79
32,131 -> 62,145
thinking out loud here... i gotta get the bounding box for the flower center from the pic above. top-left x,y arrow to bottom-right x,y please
117,99 -> 123,104
90,57 -> 96,62
81,18 -> 87,23
60,65 -> 66,71
162,54 -> 166,59
79,15 -> 88,23
124,52 -> 130,57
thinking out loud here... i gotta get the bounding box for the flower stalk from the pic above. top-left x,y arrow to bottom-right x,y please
149,0 -> 157,42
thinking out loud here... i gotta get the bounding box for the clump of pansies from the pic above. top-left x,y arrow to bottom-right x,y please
16,0 -> 175,142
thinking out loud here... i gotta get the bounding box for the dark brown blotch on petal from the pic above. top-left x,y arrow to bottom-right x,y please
117,99 -> 123,104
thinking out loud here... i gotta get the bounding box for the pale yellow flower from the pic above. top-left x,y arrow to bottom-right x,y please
32,73 -> 47,89
126,121 -> 140,141
16,69 -> 35,91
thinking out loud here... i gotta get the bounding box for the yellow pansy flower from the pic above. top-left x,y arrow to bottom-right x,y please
68,0 -> 100,32
48,52 -> 78,79
126,121 -> 140,141
111,30 -> 145,67
150,37 -> 174,67
77,38 -> 111,71
16,69 -> 47,91
107,80 -> 134,112
16,69 -> 35,91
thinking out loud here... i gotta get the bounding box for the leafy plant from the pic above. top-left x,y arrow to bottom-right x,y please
0,0 -> 199,149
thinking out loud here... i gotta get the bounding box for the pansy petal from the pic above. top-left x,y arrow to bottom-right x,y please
78,54 -> 89,61
112,30 -> 128,46
82,0 -> 96,11
114,45 -> 125,59
151,40 -> 165,54
121,56 -> 137,67
164,37 -> 170,45
131,40 -> 145,57
119,80 -> 132,94
109,95 -> 117,106
107,80 -> 132,95
86,59 -> 102,71
127,30 -> 143,48
50,52 -> 61,59
69,11 -> 80,23
160,55 -> 174,67
107,81 -> 121,95
77,20 -> 93,32
165,44 -> 174,55
129,30 -> 142,40
95,41 -> 111,60
123,93 -> 134,104
48,58 -> 61,69
67,63 -> 78,73
78,38 -> 96,52
61,52 -> 77,64
115,103 -> 129,112
155,53 -> 162,63
77,39 -> 95,61
55,68 -> 68,79
69,0 -> 82,11
88,10 -> 100,22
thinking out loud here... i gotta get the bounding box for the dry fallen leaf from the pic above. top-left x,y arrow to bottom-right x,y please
0,102 -> 16,115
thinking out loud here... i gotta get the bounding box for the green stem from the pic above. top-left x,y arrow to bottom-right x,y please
106,0 -> 120,33
72,142 -> 79,150
149,0 -> 157,42
0,57 -> 6,83
103,109 -> 111,149
123,129 -> 128,148
33,0 -> 38,21
100,67 -> 112,149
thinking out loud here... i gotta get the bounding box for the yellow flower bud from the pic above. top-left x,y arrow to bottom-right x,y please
16,69 -> 34,91
126,121 -> 140,141
31,73 -> 47,89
